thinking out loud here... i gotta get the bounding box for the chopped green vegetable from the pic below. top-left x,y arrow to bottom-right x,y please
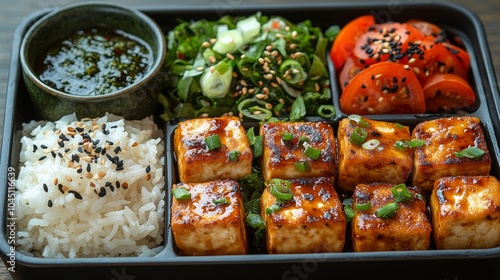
228,150 -> 240,162
162,13 -> 334,121
349,127 -> 368,145
266,202 -> 283,214
252,135 -> 264,158
294,160 -> 311,172
348,114 -> 370,128
376,202 -> 399,219
246,213 -> 265,229
304,146 -> 321,160
268,178 -> 293,201
362,139 -> 380,150
355,202 -> 371,211
290,95 -> 306,121
392,184 -> 413,203
172,187 -> 191,200
317,105 -> 335,118
205,134 -> 222,151
454,146 -> 486,158
281,132 -> 294,141
213,197 -> 229,205
343,204 -> 355,222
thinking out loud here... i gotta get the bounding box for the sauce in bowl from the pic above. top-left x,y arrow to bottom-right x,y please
35,28 -> 153,96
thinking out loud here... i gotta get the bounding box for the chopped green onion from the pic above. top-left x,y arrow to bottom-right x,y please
294,160 -> 311,172
317,105 -> 335,118
304,146 -> 321,160
355,202 -> 371,211
348,114 -> 370,128
454,147 -> 486,158
246,213 -> 265,229
349,127 -> 368,145
205,135 -> 222,151
394,140 -> 409,150
394,123 -> 405,129
362,139 -> 380,150
213,197 -> 229,205
409,139 -> 425,148
238,98 -> 273,120
236,16 -> 261,43
228,150 -> 240,162
299,136 -> 310,143
212,29 -> 243,54
376,202 -> 399,219
290,96 -> 306,121
343,204 -> 354,222
199,61 -> 233,98
252,135 -> 263,158
246,127 -> 256,145
268,178 -> 293,201
172,187 -> 191,200
280,59 -> 306,84
392,183 -> 413,203
415,193 -> 426,201
281,132 -> 294,141
266,202 -> 283,214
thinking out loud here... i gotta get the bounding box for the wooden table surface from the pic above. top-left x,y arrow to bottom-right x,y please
0,0 -> 499,279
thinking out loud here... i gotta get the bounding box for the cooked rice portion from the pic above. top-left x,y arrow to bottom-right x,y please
15,113 -> 165,258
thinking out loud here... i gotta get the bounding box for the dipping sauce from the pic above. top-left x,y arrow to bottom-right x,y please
35,28 -> 153,96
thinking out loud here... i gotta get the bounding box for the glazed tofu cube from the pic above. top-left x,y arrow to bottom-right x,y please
430,175 -> 500,250
351,182 -> 431,252
411,116 -> 491,191
260,121 -> 336,182
336,116 -> 413,192
170,180 -> 247,255
260,177 -> 346,254
174,116 -> 252,183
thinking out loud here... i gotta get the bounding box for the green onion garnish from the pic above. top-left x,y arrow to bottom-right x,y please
394,123 -> 405,129
228,150 -> 240,162
392,183 -> 413,203
304,146 -> 321,160
317,105 -> 336,118
205,135 -> 222,151
281,132 -> 294,141
454,147 -> 486,158
268,178 -> 293,201
246,213 -> 265,229
213,197 -> 229,205
409,139 -> 425,148
252,135 -> 264,158
172,187 -> 191,200
362,139 -> 380,150
355,202 -> 371,211
376,202 -> 399,218
294,161 -> 311,172
343,204 -> 355,222
246,127 -> 256,145
266,202 -> 283,214
348,114 -> 370,128
349,127 -> 368,145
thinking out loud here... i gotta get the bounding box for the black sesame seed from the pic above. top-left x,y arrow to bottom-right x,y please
98,187 -> 106,197
41,144 -> 48,149
101,148 -> 106,155
51,151 -> 56,158
48,200 -> 53,207
58,184 -> 64,193
392,76 -> 398,83
361,84 -> 367,89
57,141 -> 64,148
78,147 -> 84,153
72,154 -> 80,162
435,90 -> 442,97
60,134 -> 69,141
39,156 -> 47,161
116,166 -> 124,171
145,165 -> 151,173
109,185 -> 115,192
75,127 -> 84,132
103,129 -> 110,135
86,164 -> 91,172
114,146 -> 121,154
363,96 -> 369,102
68,190 -> 82,200
95,147 -> 102,154
76,168 -> 83,173
33,145 -> 38,152
58,152 -> 63,158
43,183 -> 48,192
401,77 -> 407,83
105,182 -> 112,188
116,181 -> 120,188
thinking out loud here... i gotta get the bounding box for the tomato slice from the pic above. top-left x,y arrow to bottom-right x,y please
404,40 -> 469,82
330,15 -> 375,73
340,61 -> 426,114
352,22 -> 419,67
421,73 -> 475,113
338,56 -> 363,91
406,19 -> 446,41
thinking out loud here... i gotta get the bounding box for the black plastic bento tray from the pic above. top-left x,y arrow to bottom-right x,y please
2,2 -> 500,280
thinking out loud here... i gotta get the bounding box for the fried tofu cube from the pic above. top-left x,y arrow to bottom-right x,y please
260,122 -> 336,182
336,116 -> 413,192
170,180 -> 247,255
411,116 -> 491,191
351,182 -> 431,252
260,177 -> 346,254
430,175 -> 500,250
174,116 -> 252,183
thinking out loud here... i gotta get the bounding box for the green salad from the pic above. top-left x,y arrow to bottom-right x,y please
160,13 -> 339,122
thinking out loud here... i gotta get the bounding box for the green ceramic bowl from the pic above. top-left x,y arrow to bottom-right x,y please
20,2 -> 167,121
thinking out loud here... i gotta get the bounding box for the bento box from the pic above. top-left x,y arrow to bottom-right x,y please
2,2 -> 500,280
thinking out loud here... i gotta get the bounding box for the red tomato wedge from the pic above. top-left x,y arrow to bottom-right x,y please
406,19 -> 446,41
339,56 -> 363,91
404,40 -> 469,82
421,73 -> 476,113
340,61 -> 426,114
330,15 -> 375,72
352,22 -> 419,66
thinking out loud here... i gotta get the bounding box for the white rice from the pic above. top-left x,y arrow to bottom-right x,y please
15,113 -> 165,258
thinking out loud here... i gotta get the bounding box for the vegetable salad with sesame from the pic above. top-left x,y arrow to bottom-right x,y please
160,13 -> 339,121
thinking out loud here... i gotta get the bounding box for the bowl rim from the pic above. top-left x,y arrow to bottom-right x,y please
19,1 -> 167,102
